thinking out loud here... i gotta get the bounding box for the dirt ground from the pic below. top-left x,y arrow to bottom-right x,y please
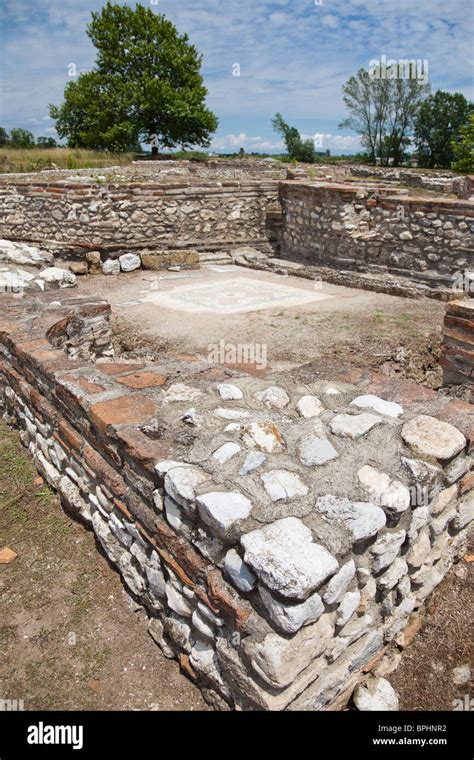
389,554 -> 473,711
1,422 -> 472,712
77,265 -> 450,391
0,423 -> 207,711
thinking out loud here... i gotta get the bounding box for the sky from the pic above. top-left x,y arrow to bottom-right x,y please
1,0 -> 473,154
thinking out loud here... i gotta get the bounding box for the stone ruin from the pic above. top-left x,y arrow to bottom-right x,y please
0,159 -> 472,710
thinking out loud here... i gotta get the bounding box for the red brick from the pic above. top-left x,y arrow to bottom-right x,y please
443,326 -> 474,348
113,498 -> 133,521
175,353 -> 200,363
58,419 -> 84,453
117,372 -> 167,389
89,394 -> 156,432
206,568 -> 252,632
178,654 -> 197,681
16,338 -> 51,352
83,445 -> 127,497
366,373 -> 437,406
29,348 -> 63,363
97,363 -> 145,376
115,428 -> 172,476
62,374 -> 106,395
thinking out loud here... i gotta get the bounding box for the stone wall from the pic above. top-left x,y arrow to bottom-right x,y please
279,182 -> 474,290
0,178 -> 279,258
1,290 -> 472,711
440,300 -> 474,385
350,166 -> 472,198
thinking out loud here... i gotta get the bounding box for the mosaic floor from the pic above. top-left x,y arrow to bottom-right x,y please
144,276 -> 333,314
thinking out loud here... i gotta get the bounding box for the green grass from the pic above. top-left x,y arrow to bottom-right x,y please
0,432 -> 34,488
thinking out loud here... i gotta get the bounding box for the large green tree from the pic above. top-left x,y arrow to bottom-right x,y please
339,69 -> 429,165
271,113 -> 316,163
413,91 -> 473,169
451,113 -> 474,173
50,2 -> 218,152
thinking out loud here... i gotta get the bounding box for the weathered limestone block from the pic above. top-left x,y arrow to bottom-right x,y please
370,530 -> 406,572
358,465 -> 410,514
141,249 -> 200,270
196,491 -> 252,539
241,517 -> 339,600
330,413 -> 383,439
402,415 -> 466,460
119,252 -> 141,271
258,584 -> 324,634
242,613 -> 334,689
351,395 -> 403,418
322,560 -> 356,605
315,495 -> 386,542
353,675 -> 399,711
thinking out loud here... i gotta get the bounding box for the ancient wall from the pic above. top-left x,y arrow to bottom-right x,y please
279,182 -> 474,290
0,178 -> 279,260
440,300 -> 474,385
350,165 -> 472,198
1,290 -> 472,711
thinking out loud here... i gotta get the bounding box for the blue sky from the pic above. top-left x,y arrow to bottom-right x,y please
1,0 -> 473,154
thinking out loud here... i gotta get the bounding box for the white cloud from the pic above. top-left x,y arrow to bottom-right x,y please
1,0 -> 472,147
211,133 -> 285,151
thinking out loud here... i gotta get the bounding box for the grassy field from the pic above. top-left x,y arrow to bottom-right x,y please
0,147 -> 136,174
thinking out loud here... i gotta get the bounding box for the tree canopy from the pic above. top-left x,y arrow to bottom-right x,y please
8,128 -> 35,148
271,113 -> 317,162
451,113 -> 474,174
49,2 -> 218,152
339,68 -> 429,166
413,91 -> 473,169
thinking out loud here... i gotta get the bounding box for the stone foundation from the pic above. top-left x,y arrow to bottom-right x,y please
279,182 -> 474,291
1,170 -> 473,298
350,165 -> 473,198
0,177 -> 279,272
1,290 -> 472,711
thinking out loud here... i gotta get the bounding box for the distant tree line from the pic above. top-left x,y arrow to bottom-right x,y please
0,128 -> 58,149
273,74 -> 473,172
338,69 -> 472,171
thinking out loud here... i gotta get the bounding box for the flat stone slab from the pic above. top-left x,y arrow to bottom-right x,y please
297,435 -> 338,466
315,495 -> 386,542
260,469 -> 308,501
330,413 -> 382,439
197,491 -> 253,539
350,395 -> 403,418
401,415 -> 466,460
241,517 -> 339,600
